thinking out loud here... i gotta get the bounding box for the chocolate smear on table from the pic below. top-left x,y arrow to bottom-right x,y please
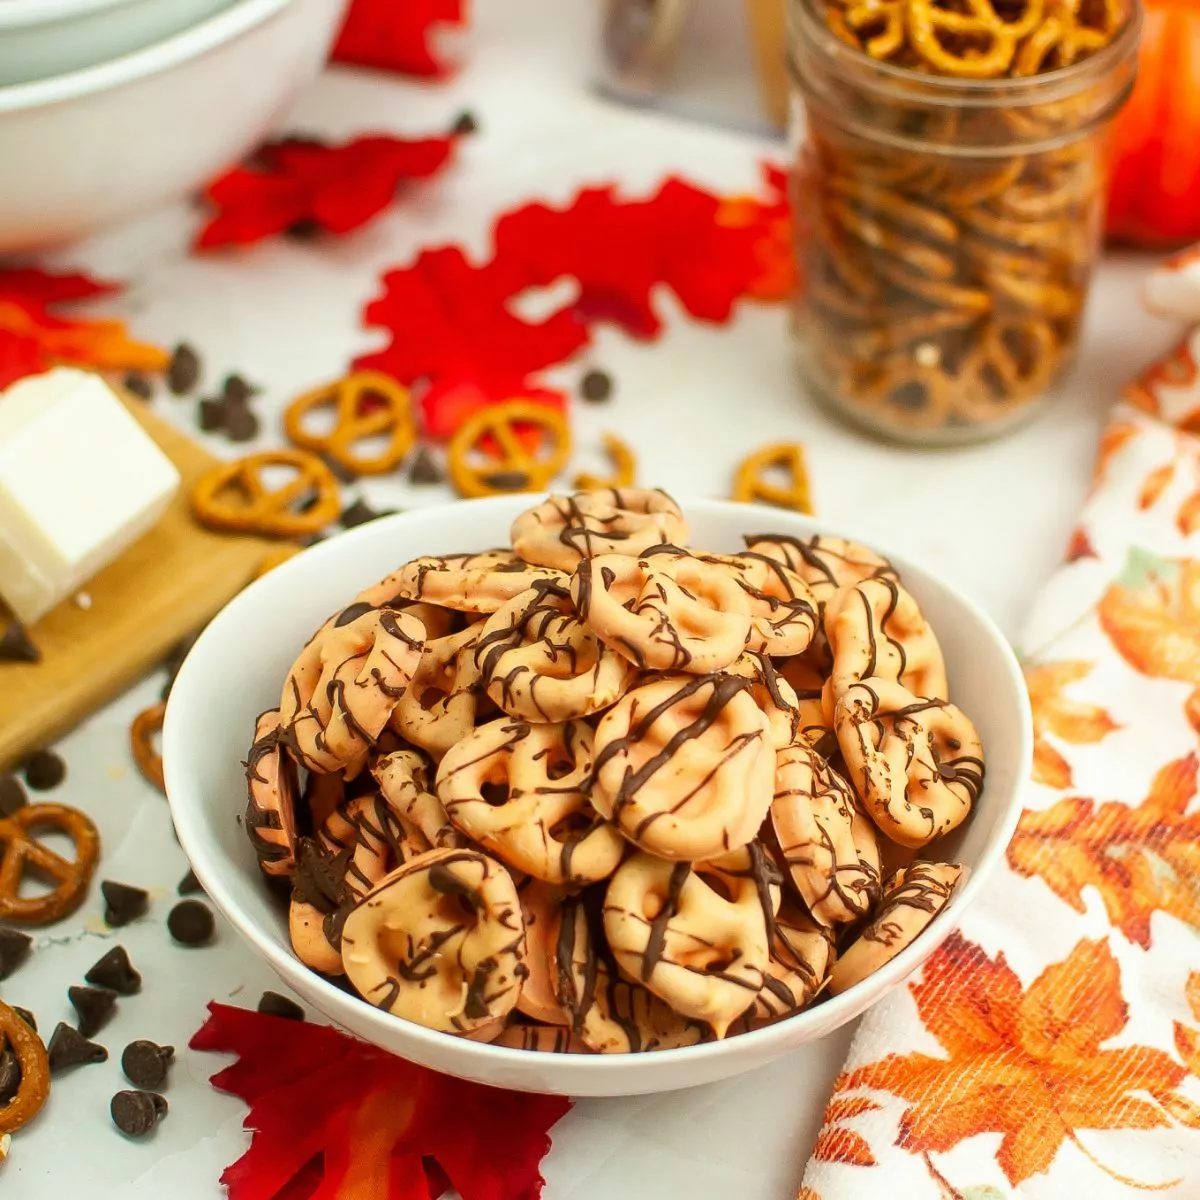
85,945 -> 142,996
13,1007 -> 36,1033
167,344 -> 201,395
123,371 -> 154,401
0,775 -> 26,818
48,1022 -> 107,1072
340,498 -> 396,529
22,749 -> 64,791
257,991 -> 305,1022
101,880 -> 149,927
121,1041 -> 174,1090
177,868 -> 204,896
166,899 -> 215,947
111,1090 -> 168,1137
579,368 -> 613,403
0,927 -> 31,980
451,110 -> 479,136
408,446 -> 443,485
0,1049 -> 20,1105
68,985 -> 117,1038
0,619 -> 40,665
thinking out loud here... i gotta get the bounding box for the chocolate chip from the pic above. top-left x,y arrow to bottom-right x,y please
167,900 -> 215,947
123,371 -> 154,401
340,498 -> 396,529
224,402 -> 260,443
0,620 -> 40,664
480,470 -> 531,491
0,928 -> 32,980
22,750 -> 64,791
177,868 -> 204,896
451,110 -> 479,136
319,453 -> 359,484
68,985 -> 117,1038
580,368 -> 613,403
408,446 -> 443,485
0,1050 -> 20,1105
48,1022 -> 107,1072
85,945 -> 142,996
101,881 -> 149,927
0,775 -> 26,818
167,343 -> 201,395
286,217 -> 323,241
13,1007 -> 36,1033
197,397 -> 226,432
111,1090 -> 168,1137
221,374 -> 258,405
257,991 -> 305,1022
294,487 -> 321,515
121,1041 -> 174,1089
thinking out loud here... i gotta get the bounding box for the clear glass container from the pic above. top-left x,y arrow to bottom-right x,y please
787,0 -> 1141,444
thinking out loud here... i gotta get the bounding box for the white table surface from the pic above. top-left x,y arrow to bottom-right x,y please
7,1 -> 1185,1196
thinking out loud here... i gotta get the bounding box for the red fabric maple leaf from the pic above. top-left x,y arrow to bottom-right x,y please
0,267 -> 167,389
197,133 -> 460,250
331,0 -> 464,78
190,1003 -> 571,1200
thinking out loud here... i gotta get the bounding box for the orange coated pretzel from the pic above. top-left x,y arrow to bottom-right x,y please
192,449 -> 341,538
0,999 -> 50,1136
447,401 -> 572,499
130,701 -> 167,793
0,803 -> 101,924
284,371 -> 417,476
733,443 -> 814,514
574,433 -> 637,491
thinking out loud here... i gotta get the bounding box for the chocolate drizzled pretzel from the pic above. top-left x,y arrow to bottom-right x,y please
393,550 -> 565,614
244,709 -> 300,878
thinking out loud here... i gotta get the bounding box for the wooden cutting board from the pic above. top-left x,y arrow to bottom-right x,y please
0,393 -> 277,770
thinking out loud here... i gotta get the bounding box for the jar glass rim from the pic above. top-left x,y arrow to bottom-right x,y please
789,0 -> 1142,98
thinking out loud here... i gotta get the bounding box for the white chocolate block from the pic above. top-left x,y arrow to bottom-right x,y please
0,368 -> 180,623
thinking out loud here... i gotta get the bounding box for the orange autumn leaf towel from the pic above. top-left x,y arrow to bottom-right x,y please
800,267 -> 1200,1198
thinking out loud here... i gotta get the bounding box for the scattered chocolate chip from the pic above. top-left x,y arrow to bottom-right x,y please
0,927 -> 32,980
221,374 -> 258,405
160,633 -> 200,702
481,470 -> 531,491
68,985 -> 117,1038
167,343 -> 201,395
0,619 -> 40,665
451,110 -> 479,136
121,1041 -> 174,1090
294,487 -> 321,515
101,881 -> 149,927
0,1050 -> 20,1105
197,397 -> 226,432
177,868 -> 204,896
48,1022 -> 107,1073
111,1090 -> 168,1138
319,452 -> 359,484
22,749 -> 64,791
0,775 -> 26,818
13,1007 -> 36,1033
257,991 -> 305,1022
408,446 -> 443,485
167,900 -> 215,947
340,498 -> 396,529
286,217 -> 323,241
123,371 -> 154,401
580,368 -> 613,403
85,945 -> 142,996
224,402 -> 260,443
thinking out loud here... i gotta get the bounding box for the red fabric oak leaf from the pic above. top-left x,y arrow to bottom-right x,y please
331,0 -> 465,78
190,1003 -> 570,1200
0,267 -> 168,389
197,133 -> 459,250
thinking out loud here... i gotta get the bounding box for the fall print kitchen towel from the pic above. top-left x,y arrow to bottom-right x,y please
800,249 -> 1200,1199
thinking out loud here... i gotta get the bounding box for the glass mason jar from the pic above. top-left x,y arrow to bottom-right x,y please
787,0 -> 1141,445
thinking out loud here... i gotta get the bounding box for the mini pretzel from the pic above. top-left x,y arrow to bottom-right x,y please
340,848 -> 526,1035
553,893 -> 706,1053
392,550 -> 566,614
447,400 -> 572,499
771,742 -> 881,926
244,709 -> 301,877
603,849 -> 777,1037
279,607 -> 425,773
953,318 -> 1058,423
743,534 -> 898,608
373,748 -> 463,848
825,197 -> 958,280
511,489 -> 689,572
390,625 -> 486,760
191,449 -> 341,538
830,861 -> 965,994
574,433 -> 638,492
906,0 -> 1019,77
284,371 -> 416,476
836,678 -> 984,848
473,579 -> 637,722
825,577 -> 949,703
304,769 -> 348,831
734,905 -> 835,1032
572,547 -> 752,674
778,657 -> 837,754
711,551 -> 820,657
826,175 -> 959,244
592,674 -> 775,861
723,652 -> 802,750
0,999 -> 50,1135
516,880 -> 570,1025
438,717 -> 623,885
0,803 -> 100,924
732,443 -> 814,514
130,701 -> 167,793
493,1023 -> 592,1052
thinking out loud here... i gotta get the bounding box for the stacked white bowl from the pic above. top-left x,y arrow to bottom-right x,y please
0,0 -> 351,251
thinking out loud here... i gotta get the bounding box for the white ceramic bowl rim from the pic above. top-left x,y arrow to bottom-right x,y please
0,0 -> 136,28
165,495 -> 1032,1079
0,0 -> 293,109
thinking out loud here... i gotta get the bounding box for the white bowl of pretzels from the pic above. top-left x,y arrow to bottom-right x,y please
164,489 -> 1031,1096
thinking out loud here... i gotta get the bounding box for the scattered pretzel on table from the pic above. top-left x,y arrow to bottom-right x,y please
130,701 -> 167,793
191,449 -> 341,537
446,400 -> 572,498
0,803 -> 101,924
573,432 -> 637,490
733,443 -> 814,513
0,999 -> 51,1136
